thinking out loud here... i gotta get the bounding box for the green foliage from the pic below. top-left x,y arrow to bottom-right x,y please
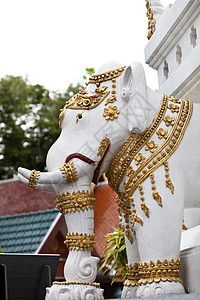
99,227 -> 127,284
85,68 -> 95,76
0,69 -> 95,179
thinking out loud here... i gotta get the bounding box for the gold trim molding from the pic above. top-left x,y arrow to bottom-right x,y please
146,0 -> 156,40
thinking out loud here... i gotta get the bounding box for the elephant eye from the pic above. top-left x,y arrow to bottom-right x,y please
76,111 -> 85,124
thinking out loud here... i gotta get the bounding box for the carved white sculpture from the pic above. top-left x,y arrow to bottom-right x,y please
18,62 -> 200,298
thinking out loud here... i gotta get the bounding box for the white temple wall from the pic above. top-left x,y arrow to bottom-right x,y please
157,14 -> 200,88
145,0 -> 200,103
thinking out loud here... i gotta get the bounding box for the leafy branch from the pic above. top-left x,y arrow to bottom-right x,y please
99,227 -> 127,284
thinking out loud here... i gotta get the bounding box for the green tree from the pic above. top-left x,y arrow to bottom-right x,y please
0,69 -> 94,179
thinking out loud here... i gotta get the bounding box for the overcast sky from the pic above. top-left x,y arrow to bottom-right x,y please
0,0 -> 174,92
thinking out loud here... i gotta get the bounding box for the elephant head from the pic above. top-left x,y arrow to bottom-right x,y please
18,61 -> 155,192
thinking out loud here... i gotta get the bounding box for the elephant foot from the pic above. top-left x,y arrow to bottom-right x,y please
121,285 -> 137,298
136,281 -> 185,298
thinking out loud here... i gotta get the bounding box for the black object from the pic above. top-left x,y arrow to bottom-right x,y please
0,253 -> 60,300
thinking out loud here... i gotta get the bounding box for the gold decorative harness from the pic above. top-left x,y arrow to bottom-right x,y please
59,66 -> 126,127
107,95 -> 193,243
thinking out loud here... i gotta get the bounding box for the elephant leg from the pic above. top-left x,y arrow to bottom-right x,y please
121,213 -> 140,298
134,179 -> 185,298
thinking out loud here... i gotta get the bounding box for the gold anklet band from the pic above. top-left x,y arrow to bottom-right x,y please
64,233 -> 95,251
56,190 -> 95,214
124,258 -> 182,286
124,263 -> 140,287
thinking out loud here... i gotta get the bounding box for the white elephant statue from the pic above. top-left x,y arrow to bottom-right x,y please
18,62 -> 200,298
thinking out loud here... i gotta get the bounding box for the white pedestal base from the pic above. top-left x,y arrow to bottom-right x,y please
121,285 -> 137,298
135,282 -> 185,298
45,282 -> 104,300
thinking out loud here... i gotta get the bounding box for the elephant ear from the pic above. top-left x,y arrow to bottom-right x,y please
121,62 -> 149,133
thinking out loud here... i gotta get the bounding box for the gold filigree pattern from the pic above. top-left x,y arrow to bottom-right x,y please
146,0 -> 156,40
105,94 -> 116,105
103,105 -> 120,120
127,166 -> 134,177
64,232 -> 95,251
56,190 -> 95,214
28,170 -> 40,189
89,66 -> 126,84
116,194 -> 131,216
168,103 -> 179,113
107,96 -> 192,243
141,202 -> 149,218
152,191 -> 163,207
169,96 -> 181,104
92,135 -> 111,184
156,128 -> 168,139
59,161 -> 78,184
130,212 -> 143,228
164,161 -> 174,194
145,140 -> 158,153
96,135 -> 111,160
107,95 -> 168,191
59,106 -> 66,128
125,99 -> 192,195
125,230 -> 133,244
164,115 -> 175,126
134,153 -> 146,165
65,87 -> 110,110
166,178 -> 174,194
59,66 -> 126,127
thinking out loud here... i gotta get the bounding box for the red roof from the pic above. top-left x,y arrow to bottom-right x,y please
0,179 -> 56,216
